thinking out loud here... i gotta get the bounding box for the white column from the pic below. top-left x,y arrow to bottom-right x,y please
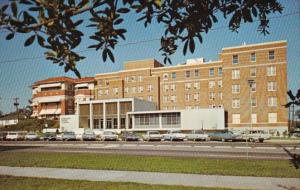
159,113 -> 162,129
117,101 -> 120,129
132,115 -> 135,130
103,102 -> 106,129
89,103 -> 93,129
125,114 -> 128,129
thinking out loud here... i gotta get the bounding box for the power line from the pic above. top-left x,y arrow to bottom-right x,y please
0,11 -> 299,64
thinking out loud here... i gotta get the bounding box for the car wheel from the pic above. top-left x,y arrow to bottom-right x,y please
258,139 -> 264,143
248,138 -> 254,142
221,138 -> 226,142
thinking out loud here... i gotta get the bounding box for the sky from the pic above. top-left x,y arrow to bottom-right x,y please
0,0 -> 299,114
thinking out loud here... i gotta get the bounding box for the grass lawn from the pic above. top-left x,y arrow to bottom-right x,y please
0,152 -> 299,178
0,175 -> 234,190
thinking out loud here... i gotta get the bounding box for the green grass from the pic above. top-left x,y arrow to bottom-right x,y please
0,175 -> 234,190
0,152 -> 299,178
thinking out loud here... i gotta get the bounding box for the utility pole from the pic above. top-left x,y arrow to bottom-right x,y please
13,98 -> 19,119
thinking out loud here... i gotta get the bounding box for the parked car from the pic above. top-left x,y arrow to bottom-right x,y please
142,131 -> 162,141
82,130 -> 96,141
56,133 -> 63,141
25,132 -> 40,141
122,131 -> 139,141
6,131 -> 26,141
163,130 -> 186,141
42,132 -> 57,141
208,131 -> 241,142
100,131 -> 118,141
0,132 -> 8,141
186,130 -> 209,141
248,130 -> 271,140
62,132 -> 76,141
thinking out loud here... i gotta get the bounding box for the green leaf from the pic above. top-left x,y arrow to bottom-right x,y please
189,38 -> 195,53
102,48 -> 108,62
6,33 -> 14,40
11,1 -> 17,17
114,18 -> 123,25
106,48 -> 115,62
117,8 -> 130,13
24,35 -> 35,46
183,40 -> 188,55
74,19 -> 84,27
37,35 -> 45,47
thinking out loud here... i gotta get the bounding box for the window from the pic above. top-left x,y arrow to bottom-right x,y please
251,98 -> 257,107
163,73 -> 168,80
268,97 -> 277,107
232,114 -> 240,124
171,95 -> 177,102
138,76 -> 143,82
194,82 -> 200,89
105,89 -> 109,95
147,84 -> 153,92
218,67 -> 223,76
218,80 -> 222,88
209,81 -> 215,88
209,68 -> 214,76
251,114 -> 257,124
163,96 -> 169,103
269,50 -> 275,60
209,92 -> 215,100
232,84 -> 240,94
268,81 -> 277,91
250,68 -> 256,77
131,76 -> 136,82
105,81 -> 109,86
148,96 -> 153,102
251,83 -> 256,92
125,77 -> 129,83
98,89 -> 103,96
232,69 -> 240,79
267,66 -> 276,76
113,88 -> 119,94
268,113 -> 277,123
232,55 -> 238,64
124,87 -> 129,94
185,70 -> 191,78
218,92 -> 223,100
194,93 -> 200,101
250,52 -> 256,62
138,86 -> 144,93
185,94 -> 192,102
131,87 -> 136,93
170,84 -> 176,91
163,84 -> 169,92
232,99 -> 240,108
169,72 -> 175,80
195,69 -> 200,77
185,83 -> 192,90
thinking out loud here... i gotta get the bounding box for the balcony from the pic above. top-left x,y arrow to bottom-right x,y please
75,89 -> 92,96
33,90 -> 74,98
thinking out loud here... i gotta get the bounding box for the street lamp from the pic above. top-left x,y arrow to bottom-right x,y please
246,79 -> 255,160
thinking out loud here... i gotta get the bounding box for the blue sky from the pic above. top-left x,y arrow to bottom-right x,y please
0,0 -> 299,114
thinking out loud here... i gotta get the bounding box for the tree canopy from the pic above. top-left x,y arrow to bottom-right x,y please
0,0 -> 284,78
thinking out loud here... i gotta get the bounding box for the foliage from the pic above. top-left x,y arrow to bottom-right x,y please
0,0 -> 283,78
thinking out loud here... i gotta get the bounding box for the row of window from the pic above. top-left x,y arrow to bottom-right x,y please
162,92 -> 223,103
124,75 -> 143,83
162,105 -> 224,110
163,67 -> 223,80
231,66 -> 276,79
231,81 -> 277,93
232,50 -> 275,64
232,112 -> 277,124
232,97 -> 277,108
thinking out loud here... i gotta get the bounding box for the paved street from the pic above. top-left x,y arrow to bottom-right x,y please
1,141 -> 299,160
0,166 -> 299,190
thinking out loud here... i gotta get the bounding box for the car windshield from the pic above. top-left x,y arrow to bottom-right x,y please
84,131 -> 94,135
104,131 -> 115,135
172,130 -> 182,134
27,132 -> 36,135
9,133 -> 17,135
64,132 -> 74,135
193,130 -> 204,134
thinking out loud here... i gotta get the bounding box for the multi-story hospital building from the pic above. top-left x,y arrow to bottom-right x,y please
31,41 -> 288,134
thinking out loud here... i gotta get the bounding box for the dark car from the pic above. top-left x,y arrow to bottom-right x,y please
208,131 -> 241,142
62,132 -> 77,141
43,132 -> 57,141
122,132 -> 139,141
0,132 -> 8,141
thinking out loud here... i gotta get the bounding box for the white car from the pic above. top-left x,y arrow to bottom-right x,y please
100,131 -> 118,141
163,130 -> 186,141
142,131 -> 162,141
25,132 -> 40,141
6,132 -> 26,141
186,130 -> 209,141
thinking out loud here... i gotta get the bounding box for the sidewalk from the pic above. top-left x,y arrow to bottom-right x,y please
0,166 -> 299,190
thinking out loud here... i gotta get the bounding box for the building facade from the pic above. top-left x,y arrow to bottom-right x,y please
31,77 -> 94,119
32,40 -> 288,133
